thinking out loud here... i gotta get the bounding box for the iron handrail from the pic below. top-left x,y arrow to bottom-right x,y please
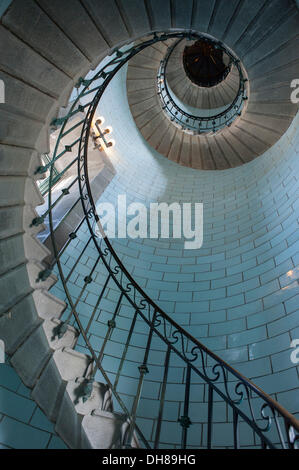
41,31 -> 299,449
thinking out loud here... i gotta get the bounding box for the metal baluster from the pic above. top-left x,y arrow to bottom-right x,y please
39,138 -> 81,173
51,196 -> 82,231
95,292 -> 124,365
261,438 -> 267,449
114,308 -> 139,389
52,254 -> 101,338
51,103 -> 90,127
260,411 -> 283,449
35,176 -> 79,224
124,309 -> 157,448
233,409 -> 240,449
207,384 -> 214,449
84,273 -> 111,335
79,291 -> 124,403
154,346 -> 171,448
179,364 -> 192,449
61,118 -> 87,138
273,413 -> 286,449
65,235 -> 93,283
37,216 -> 88,282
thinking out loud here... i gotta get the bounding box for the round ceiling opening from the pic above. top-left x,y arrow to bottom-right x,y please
183,39 -> 231,88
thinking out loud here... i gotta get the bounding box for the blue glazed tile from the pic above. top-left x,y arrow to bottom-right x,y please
228,326 -> 267,348
30,407 -> 54,433
263,281 -> 299,309
227,258 -> 257,276
249,333 -> 290,360
260,259 -> 294,285
271,349 -> 295,373
152,263 -> 180,273
285,293 -> 299,314
147,279 -> 177,291
0,417 -> 50,449
276,389 -> 299,415
189,310 -> 226,325
275,240 -> 299,266
247,304 -> 285,329
0,363 -> 21,392
268,309 -> 299,337
254,368 -> 298,395
47,435 -> 68,449
0,387 -> 36,423
179,280 -> 210,292
210,294 -> 244,311
228,300 -> 262,320
209,318 -> 246,337
279,265 -> 299,287
227,277 -> 260,296
245,279 -> 279,303
196,269 -> 225,281
236,357 -> 271,378
207,346 -> 248,364
175,301 -> 209,314
193,287 -> 225,301
257,240 -> 288,264
212,273 -> 242,289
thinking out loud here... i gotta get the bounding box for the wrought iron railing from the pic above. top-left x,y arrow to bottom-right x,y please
37,153 -> 61,196
157,36 -> 248,134
34,31 -> 299,449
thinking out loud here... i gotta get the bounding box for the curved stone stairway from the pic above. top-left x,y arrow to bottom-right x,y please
127,9 -> 299,169
165,38 -> 240,109
0,0 -> 299,449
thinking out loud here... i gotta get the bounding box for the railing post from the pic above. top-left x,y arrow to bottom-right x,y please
179,364 -> 192,449
207,384 -> 213,449
154,346 -> 171,448
233,409 -> 240,449
124,309 -> 157,448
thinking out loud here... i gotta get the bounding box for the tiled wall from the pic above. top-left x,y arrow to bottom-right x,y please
0,357 -> 67,449
50,65 -> 299,448
0,0 -> 298,452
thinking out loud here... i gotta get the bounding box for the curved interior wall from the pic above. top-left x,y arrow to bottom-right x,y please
0,0 -> 298,450
50,65 -> 299,449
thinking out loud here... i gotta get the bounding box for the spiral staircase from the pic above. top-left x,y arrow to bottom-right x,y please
0,0 -> 299,450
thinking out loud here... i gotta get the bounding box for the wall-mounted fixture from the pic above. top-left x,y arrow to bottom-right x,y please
91,117 -> 114,151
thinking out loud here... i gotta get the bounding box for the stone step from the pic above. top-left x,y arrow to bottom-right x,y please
10,322 -> 52,387
82,409 -> 139,449
33,289 -> 67,320
43,318 -> 79,350
31,356 -> 67,422
55,384 -> 92,449
0,293 -> 41,355
53,347 -> 93,381
66,378 -> 113,416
